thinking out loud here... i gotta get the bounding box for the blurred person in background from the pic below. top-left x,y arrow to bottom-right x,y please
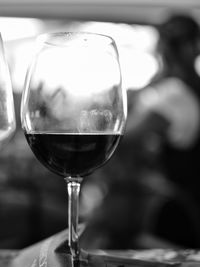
81,13 -> 200,249
135,13 -> 200,248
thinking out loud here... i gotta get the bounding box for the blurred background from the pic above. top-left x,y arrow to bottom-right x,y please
1,0 -> 200,251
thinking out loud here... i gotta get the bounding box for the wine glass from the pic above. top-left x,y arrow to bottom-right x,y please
21,32 -> 127,264
0,33 -> 16,149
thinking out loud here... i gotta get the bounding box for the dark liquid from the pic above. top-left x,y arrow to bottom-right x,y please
25,133 -> 121,177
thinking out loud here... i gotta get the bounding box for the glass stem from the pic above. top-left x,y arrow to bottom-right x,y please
66,177 -> 82,260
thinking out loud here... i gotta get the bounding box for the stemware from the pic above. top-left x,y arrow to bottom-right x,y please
0,33 -> 16,149
21,32 -> 126,264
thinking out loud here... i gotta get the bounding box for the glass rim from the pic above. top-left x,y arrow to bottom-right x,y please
36,31 -> 116,48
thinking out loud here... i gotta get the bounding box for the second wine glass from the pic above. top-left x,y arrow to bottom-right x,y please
21,32 -> 127,264
0,33 -> 16,148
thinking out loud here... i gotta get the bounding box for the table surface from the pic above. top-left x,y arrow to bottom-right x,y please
0,228 -> 200,267
1,248 -> 200,267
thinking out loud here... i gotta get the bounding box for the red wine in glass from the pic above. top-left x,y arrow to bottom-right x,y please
25,132 -> 122,177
